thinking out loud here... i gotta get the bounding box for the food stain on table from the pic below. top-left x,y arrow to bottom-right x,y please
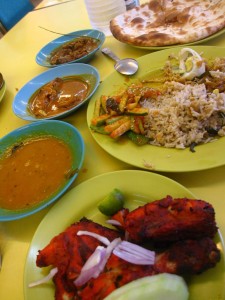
0,136 -> 73,210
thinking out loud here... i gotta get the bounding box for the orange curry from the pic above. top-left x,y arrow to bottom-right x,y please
0,136 -> 73,210
28,76 -> 90,118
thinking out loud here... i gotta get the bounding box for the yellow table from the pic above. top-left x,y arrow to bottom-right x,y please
0,1 -> 225,299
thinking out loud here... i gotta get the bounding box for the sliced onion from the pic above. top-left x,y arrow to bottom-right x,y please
113,241 -> 155,265
106,219 -> 122,226
77,230 -> 110,246
28,267 -> 58,288
75,230 -> 155,287
82,246 -> 106,272
74,246 -> 107,286
117,241 -> 155,259
74,237 -> 121,287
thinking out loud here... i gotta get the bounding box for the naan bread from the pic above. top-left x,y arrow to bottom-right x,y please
110,0 -> 225,47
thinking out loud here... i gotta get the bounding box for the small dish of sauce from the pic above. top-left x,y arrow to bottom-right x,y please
28,75 -> 93,118
49,36 -> 100,65
0,136 -> 73,210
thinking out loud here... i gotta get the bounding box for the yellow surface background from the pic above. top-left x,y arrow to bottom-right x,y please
0,1 -> 225,299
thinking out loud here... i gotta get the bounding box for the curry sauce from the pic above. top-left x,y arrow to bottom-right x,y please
28,76 -> 91,118
0,136 -> 73,210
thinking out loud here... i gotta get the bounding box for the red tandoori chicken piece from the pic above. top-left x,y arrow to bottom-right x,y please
35,196 -> 220,300
78,237 -> 220,300
121,195 -> 217,243
36,218 -> 123,300
36,210 -> 220,300
154,237 -> 220,275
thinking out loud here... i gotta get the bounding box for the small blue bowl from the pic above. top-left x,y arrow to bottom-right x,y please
12,63 -> 100,121
36,29 -> 105,67
0,120 -> 85,221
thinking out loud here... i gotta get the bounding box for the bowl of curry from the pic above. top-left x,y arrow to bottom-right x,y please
0,120 -> 85,221
12,63 -> 100,121
36,29 -> 105,68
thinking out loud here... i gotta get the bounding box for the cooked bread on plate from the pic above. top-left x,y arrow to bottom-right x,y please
110,0 -> 225,47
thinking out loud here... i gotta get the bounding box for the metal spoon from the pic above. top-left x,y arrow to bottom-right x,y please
101,48 -> 138,76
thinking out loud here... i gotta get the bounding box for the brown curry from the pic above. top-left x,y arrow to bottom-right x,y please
49,36 -> 99,65
28,76 -> 91,118
0,136 -> 73,210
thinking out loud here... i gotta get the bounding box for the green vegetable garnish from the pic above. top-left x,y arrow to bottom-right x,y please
98,188 -> 125,216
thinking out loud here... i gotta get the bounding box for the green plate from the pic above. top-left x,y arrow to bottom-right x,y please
87,46 -> 225,172
24,170 -> 224,300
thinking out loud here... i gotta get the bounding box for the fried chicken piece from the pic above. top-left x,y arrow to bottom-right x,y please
36,218 -> 123,300
36,215 -> 220,300
78,237 -> 220,300
154,237 -> 221,275
124,195 -> 217,243
78,255 -> 157,300
109,208 -> 129,230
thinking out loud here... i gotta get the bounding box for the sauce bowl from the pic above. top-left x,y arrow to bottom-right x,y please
0,120 -> 85,221
36,29 -> 105,68
12,63 -> 100,121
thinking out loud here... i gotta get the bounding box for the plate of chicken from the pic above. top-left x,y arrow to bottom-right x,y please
24,170 -> 225,300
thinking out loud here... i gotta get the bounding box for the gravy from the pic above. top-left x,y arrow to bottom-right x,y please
0,136 -> 73,210
28,76 -> 90,118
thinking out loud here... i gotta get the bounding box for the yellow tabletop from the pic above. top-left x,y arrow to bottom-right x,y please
0,1 -> 225,299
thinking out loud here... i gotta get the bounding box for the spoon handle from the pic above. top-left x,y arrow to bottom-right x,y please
101,48 -> 120,63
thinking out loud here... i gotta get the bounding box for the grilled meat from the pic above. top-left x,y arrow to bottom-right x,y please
36,213 -> 220,300
154,237 -> 221,275
78,254 -> 157,300
80,236 -> 220,300
123,195 -> 217,243
36,218 -> 123,300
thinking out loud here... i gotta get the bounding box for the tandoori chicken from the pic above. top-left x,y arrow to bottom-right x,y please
114,195 -> 217,243
36,195 -> 221,300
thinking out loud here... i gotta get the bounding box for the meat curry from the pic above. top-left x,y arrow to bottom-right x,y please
49,36 -> 100,65
28,75 -> 91,118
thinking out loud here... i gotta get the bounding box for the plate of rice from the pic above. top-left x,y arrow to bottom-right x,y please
87,46 -> 225,172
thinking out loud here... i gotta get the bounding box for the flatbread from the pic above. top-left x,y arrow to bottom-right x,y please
110,0 -> 225,47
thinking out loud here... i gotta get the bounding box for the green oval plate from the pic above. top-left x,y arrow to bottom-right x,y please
87,46 -> 225,172
24,170 -> 224,300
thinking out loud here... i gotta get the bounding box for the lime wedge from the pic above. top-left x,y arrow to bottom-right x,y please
98,188 -> 125,216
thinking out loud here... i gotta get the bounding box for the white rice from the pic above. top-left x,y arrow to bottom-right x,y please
141,81 -> 225,149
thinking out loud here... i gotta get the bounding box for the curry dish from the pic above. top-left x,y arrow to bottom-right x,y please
49,36 -> 99,65
28,76 -> 90,118
0,136 -> 73,210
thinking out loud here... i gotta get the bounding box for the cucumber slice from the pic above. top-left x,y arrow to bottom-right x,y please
104,273 -> 189,300
98,188 -> 125,216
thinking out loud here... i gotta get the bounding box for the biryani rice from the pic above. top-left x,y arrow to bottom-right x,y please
141,81 -> 225,149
